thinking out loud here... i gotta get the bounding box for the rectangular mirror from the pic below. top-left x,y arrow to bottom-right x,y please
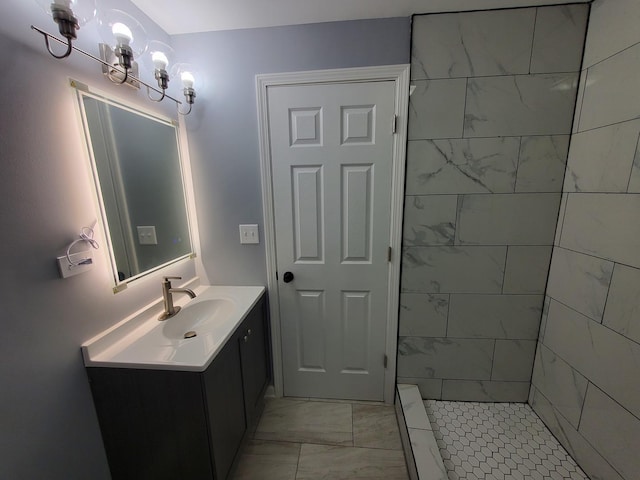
75,82 -> 193,287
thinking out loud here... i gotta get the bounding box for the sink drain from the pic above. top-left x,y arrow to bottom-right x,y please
184,331 -> 197,339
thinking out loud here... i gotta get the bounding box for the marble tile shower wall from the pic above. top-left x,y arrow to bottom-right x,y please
529,0 -> 640,479
397,5 -> 589,402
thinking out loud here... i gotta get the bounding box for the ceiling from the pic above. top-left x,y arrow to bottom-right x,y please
131,0 -> 590,35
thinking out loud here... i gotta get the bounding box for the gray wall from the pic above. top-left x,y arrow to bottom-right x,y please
397,5 -> 588,402
529,0 -> 640,478
0,1 -> 194,479
171,18 -> 410,286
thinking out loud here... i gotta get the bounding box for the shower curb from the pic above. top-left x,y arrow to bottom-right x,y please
395,384 -> 448,480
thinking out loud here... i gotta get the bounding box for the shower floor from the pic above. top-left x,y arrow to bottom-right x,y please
424,400 -> 589,480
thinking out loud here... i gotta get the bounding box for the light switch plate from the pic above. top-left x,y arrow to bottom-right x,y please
137,226 -> 158,245
239,224 -> 259,244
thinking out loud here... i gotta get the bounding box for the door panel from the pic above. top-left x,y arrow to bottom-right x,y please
292,166 -> 324,262
341,164 -> 373,262
268,81 -> 395,400
296,290 -> 326,372
341,290 -> 371,373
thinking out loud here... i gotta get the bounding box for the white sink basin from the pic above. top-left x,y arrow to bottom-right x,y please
162,298 -> 235,340
81,285 -> 265,371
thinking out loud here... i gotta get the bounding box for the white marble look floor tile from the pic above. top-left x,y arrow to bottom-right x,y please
231,440 -> 300,480
296,444 -> 409,480
353,404 -> 403,450
254,398 -> 352,446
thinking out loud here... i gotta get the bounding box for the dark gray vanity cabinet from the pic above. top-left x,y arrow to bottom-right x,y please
239,296 -> 269,430
86,295 -> 269,480
203,334 -> 247,480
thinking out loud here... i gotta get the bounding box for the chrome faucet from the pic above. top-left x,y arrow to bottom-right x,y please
158,276 -> 196,321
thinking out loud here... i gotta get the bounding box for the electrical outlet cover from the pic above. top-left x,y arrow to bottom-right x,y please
57,251 -> 94,279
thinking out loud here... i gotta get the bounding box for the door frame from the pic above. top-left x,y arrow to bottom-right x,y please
255,64 -> 410,404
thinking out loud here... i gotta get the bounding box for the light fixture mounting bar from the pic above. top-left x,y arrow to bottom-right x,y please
31,25 -> 183,105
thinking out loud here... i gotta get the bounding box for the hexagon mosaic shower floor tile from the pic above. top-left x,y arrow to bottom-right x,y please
424,400 -> 589,480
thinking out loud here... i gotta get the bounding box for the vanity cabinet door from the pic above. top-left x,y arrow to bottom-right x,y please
87,368 -> 213,480
239,297 -> 269,429
202,334 -> 246,480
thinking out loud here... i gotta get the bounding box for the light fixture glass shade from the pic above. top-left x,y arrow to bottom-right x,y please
144,41 -> 175,73
97,9 -> 148,56
35,0 -> 97,27
171,63 -> 202,90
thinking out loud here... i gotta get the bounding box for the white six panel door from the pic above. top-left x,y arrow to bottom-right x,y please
267,81 -> 396,400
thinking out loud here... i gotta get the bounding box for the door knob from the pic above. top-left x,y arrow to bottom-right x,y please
283,271 -> 294,283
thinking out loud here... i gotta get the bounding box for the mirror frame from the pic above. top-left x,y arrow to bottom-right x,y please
73,80 -> 195,291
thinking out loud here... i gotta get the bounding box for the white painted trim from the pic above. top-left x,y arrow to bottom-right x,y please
256,64 -> 410,403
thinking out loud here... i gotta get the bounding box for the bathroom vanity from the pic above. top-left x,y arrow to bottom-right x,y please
82,286 -> 269,480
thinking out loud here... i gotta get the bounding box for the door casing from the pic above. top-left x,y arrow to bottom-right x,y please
255,65 -> 410,404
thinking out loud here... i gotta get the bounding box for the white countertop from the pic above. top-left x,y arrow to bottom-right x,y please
82,284 -> 266,372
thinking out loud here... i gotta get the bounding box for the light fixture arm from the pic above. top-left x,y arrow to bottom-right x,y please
43,33 -> 74,59
146,85 -> 166,102
41,5 -> 79,59
112,68 -> 129,85
31,25 -> 185,108
177,103 -> 193,116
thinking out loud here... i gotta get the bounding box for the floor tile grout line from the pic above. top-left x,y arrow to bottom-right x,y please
294,442 -> 302,480
350,402 -> 354,447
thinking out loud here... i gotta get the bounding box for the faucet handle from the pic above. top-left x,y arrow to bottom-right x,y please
163,276 -> 182,284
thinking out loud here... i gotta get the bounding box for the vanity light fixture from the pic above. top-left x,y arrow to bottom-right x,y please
172,65 -> 198,115
180,71 -> 196,115
146,41 -> 174,101
97,9 -> 148,85
34,0 -> 96,58
31,5 -> 197,114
